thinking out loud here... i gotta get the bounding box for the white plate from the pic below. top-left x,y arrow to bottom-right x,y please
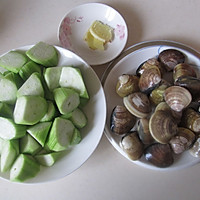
58,3 -> 128,65
0,45 -> 106,183
102,40 -> 200,171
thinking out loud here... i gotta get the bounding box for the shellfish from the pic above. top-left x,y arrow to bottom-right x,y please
110,105 -> 136,135
164,86 -> 192,112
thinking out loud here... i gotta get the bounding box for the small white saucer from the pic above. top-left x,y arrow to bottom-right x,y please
58,3 -> 128,65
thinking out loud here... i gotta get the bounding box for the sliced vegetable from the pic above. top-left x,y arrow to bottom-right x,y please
27,122 -> 52,147
0,74 -> 18,104
35,152 -> 62,167
0,137 -> 4,155
10,154 -> 40,182
20,134 -> 42,155
19,60 -> 42,81
17,72 -> 44,97
0,51 -> 28,73
43,66 -> 63,91
59,66 -> 89,99
0,102 -> 13,118
1,139 -> 19,172
14,96 -> 47,125
53,87 -> 80,114
70,108 -> 87,128
26,42 -> 58,67
40,101 -> 57,122
46,117 -> 75,151
0,117 -> 26,140
4,71 -> 23,88
0,42 -> 89,182
71,128 -> 82,145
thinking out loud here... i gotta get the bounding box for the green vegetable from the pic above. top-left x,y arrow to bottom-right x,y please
17,72 -> 44,97
4,71 -> 23,88
1,139 -> 19,172
59,66 -> 89,99
0,137 -> 4,155
0,42 -> 89,182
71,128 -> 82,145
0,74 -> 18,104
10,154 -> 40,182
0,102 -> 13,118
20,134 -> 42,155
19,60 -> 42,81
0,117 -> 26,140
35,152 -> 62,167
53,87 -> 80,114
14,96 -> 47,125
46,117 -> 74,151
40,101 -> 56,122
43,66 -> 63,91
0,51 -> 28,73
26,42 -> 58,67
27,122 -> 52,147
70,108 -> 87,128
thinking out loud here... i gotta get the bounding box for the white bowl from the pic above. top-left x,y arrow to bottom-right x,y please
0,45 -> 106,183
102,40 -> 200,171
58,3 -> 128,65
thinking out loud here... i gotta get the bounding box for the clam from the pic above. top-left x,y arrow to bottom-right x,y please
138,65 -> 162,94
154,102 -> 182,123
137,118 -> 154,144
123,92 -> 152,118
175,76 -> 200,101
158,49 -> 185,71
173,63 -> 197,82
116,74 -> 139,97
181,108 -> 200,134
149,80 -> 171,105
136,58 -> 163,76
189,137 -> 200,158
110,105 -> 136,135
164,86 -> 192,112
169,127 -> 196,154
121,131 -> 144,160
149,110 -> 178,144
144,143 -> 174,168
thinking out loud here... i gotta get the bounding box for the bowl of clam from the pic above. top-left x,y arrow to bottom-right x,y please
102,40 -> 200,170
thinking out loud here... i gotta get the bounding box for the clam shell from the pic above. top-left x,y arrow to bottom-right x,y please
136,58 -> 164,76
189,137 -> 200,158
123,92 -> 152,118
144,143 -> 174,168
149,110 -> 178,144
169,127 -> 196,154
121,132 -> 144,160
181,108 -> 200,134
158,49 -> 185,71
138,65 -> 161,94
116,74 -> 139,97
175,76 -> 200,101
164,86 -> 192,112
173,63 -> 197,82
137,118 -> 154,144
110,105 -> 136,135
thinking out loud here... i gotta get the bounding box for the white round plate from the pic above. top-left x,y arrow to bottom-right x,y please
102,40 -> 200,171
0,45 -> 106,183
58,3 -> 128,65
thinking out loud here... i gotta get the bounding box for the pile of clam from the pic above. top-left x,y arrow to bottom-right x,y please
110,49 -> 200,168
